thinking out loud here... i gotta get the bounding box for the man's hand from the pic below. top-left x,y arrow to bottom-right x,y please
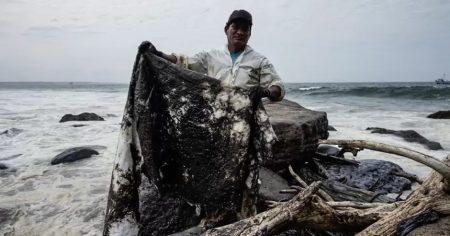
138,41 -> 162,56
251,85 -> 282,101
251,86 -> 271,100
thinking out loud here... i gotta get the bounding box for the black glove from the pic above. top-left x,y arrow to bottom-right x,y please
250,86 -> 271,100
138,41 -> 163,56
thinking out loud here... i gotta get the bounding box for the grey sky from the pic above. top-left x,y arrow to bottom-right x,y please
0,0 -> 449,83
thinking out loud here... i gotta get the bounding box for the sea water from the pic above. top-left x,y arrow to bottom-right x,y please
0,82 -> 449,235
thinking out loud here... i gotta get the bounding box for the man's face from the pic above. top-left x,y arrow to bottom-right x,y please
226,21 -> 251,51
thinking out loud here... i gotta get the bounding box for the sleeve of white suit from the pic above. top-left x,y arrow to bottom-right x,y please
259,58 -> 285,100
173,51 -> 208,74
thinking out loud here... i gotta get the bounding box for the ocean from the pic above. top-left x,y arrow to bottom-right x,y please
0,82 -> 449,235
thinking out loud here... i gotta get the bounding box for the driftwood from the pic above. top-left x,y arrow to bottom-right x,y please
196,140 -> 450,236
288,165 -> 334,201
204,182 -> 400,235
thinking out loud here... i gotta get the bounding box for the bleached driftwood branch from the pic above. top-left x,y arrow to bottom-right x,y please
204,181 -> 400,236
288,165 -> 334,201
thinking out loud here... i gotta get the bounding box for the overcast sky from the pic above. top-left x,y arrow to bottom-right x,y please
0,0 -> 449,83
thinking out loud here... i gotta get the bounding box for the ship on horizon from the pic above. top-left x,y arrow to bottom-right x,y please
435,73 -> 450,85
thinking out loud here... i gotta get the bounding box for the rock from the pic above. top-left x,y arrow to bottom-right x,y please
51,147 -> 100,165
328,125 -> 337,131
72,124 -> 88,127
59,112 -> 104,123
0,128 -> 23,137
367,127 -> 443,150
106,113 -> 118,117
0,163 -> 8,170
427,110 -> 450,119
264,99 -> 329,170
258,167 -> 294,202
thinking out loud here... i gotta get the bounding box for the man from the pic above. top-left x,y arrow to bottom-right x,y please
139,9 -> 285,101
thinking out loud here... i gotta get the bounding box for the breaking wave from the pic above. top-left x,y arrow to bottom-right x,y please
289,84 -> 450,100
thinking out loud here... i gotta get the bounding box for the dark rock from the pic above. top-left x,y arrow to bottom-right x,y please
51,147 -> 99,165
0,128 -> 23,137
427,110 -> 450,119
265,99 -> 329,170
328,125 -> 337,131
258,167 -> 294,202
72,124 -> 88,127
367,127 -> 443,150
59,112 -> 104,123
106,113 -> 118,117
0,163 -> 8,170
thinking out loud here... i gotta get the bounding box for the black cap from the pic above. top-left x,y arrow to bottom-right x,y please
227,10 -> 252,26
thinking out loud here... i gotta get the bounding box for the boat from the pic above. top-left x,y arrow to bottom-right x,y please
435,73 -> 450,84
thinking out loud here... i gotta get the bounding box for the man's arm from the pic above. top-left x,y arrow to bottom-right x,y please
138,41 -> 176,63
259,58 -> 285,101
138,41 -> 208,74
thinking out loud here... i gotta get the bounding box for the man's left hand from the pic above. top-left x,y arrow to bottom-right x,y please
251,86 -> 271,100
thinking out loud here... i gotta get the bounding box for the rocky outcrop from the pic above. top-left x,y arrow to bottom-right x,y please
59,113 -> 104,123
51,146 -> 101,165
427,110 -> 450,119
367,127 -> 443,150
264,99 -> 328,170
